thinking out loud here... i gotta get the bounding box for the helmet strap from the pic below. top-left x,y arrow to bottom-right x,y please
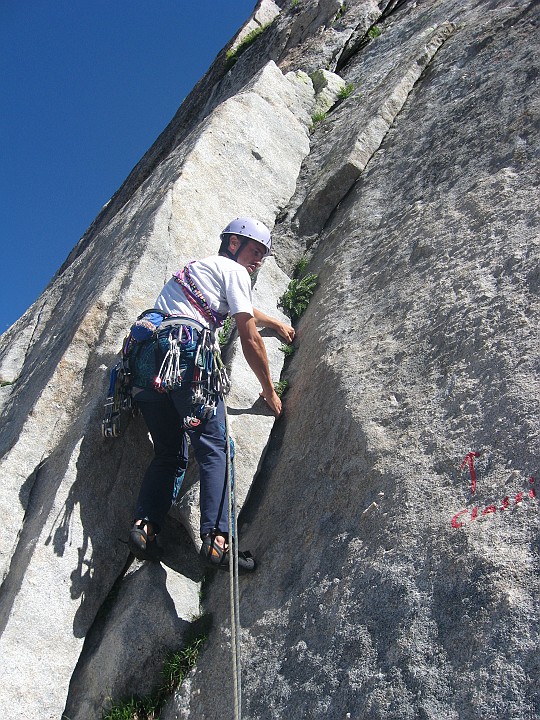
221,235 -> 248,262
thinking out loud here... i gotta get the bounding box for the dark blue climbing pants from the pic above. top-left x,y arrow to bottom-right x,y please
134,387 -> 229,537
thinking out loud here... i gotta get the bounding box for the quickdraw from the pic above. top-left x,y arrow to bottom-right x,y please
152,324 -> 230,402
153,324 -> 195,392
101,358 -> 134,438
172,326 -> 231,428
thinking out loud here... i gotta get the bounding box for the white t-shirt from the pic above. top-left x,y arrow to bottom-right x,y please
155,255 -> 253,326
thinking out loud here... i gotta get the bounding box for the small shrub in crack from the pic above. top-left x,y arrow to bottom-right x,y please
226,22 -> 273,65
311,110 -> 327,129
332,2 -> 348,23
368,25 -> 382,39
279,273 -> 318,322
279,343 -> 295,358
274,379 -> 290,398
293,257 -> 309,278
338,82 -> 355,100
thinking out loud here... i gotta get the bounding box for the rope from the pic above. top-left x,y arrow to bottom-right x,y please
225,402 -> 242,720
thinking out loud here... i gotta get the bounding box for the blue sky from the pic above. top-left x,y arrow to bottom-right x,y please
0,0 -> 257,334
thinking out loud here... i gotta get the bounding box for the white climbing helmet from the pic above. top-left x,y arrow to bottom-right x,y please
220,217 -> 272,257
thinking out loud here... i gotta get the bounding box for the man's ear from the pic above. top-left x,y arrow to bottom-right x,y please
228,234 -> 241,254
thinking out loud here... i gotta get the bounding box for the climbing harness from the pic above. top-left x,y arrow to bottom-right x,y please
101,309 -> 231,436
225,402 -> 242,720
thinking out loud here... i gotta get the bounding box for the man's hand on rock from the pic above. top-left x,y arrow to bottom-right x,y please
276,323 -> 295,343
260,389 -> 282,417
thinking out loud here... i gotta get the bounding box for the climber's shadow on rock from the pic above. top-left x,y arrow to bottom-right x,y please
47,352 -> 203,641
156,515 -> 205,580
60,393 -> 206,716
226,398 -> 276,416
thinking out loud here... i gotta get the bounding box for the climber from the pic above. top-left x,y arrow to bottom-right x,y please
128,217 -> 295,571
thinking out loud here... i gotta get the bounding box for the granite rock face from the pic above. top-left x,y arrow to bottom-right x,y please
166,1 -> 540,719
1,0 -> 539,718
0,55 -> 312,719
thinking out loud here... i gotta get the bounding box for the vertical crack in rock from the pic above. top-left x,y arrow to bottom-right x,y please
0,295 -> 47,396
159,2 -> 540,718
334,2 -> 386,71
295,21 -> 456,237
0,455 -> 49,631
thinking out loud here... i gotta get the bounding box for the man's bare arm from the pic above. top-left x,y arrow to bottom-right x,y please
235,312 -> 282,416
253,308 -> 295,343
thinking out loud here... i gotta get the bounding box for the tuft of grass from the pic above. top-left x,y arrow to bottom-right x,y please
274,379 -> 289,398
160,636 -> 206,696
226,22 -> 272,65
337,82 -> 355,100
291,0 -> 299,6
368,25 -> 382,39
293,257 -> 309,278
278,273 -> 318,322
311,110 -> 327,126
102,696 -> 157,720
279,343 -> 295,357
102,633 -> 207,720
332,2 -> 348,23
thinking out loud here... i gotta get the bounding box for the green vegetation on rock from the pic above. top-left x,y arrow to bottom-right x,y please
102,633 -> 207,720
279,272 -> 318,322
226,22 -> 273,65
338,82 -> 355,100
274,379 -> 290,398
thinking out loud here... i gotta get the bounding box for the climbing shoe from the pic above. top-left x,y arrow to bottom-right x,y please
200,534 -> 255,573
128,520 -> 161,561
